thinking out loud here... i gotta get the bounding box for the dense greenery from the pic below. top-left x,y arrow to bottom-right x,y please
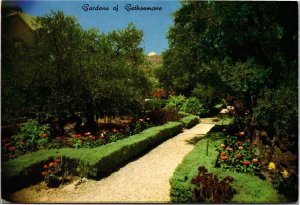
2,113 -> 198,194
170,131 -> 285,203
2,121 -> 184,193
2,11 -> 150,130
158,1 -> 298,197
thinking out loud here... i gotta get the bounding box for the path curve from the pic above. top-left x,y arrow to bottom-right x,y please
8,117 -> 219,203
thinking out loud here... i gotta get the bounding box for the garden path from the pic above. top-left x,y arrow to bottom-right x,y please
8,116 -> 220,203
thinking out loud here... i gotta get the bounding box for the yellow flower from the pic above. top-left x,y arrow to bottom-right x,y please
281,169 -> 289,178
268,162 -> 276,170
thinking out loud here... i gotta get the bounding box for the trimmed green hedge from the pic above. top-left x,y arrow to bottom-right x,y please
170,131 -> 285,203
179,113 -> 199,128
3,114 -> 199,194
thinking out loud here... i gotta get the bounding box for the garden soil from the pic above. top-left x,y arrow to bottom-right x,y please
7,117 -> 219,203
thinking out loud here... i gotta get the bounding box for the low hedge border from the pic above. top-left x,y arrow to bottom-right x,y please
2,114 -> 199,194
169,130 -> 285,203
179,113 -> 199,128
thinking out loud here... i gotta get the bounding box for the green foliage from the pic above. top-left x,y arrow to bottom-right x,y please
179,114 -> 199,129
180,97 -> 205,116
170,131 -> 284,203
191,166 -> 235,203
144,98 -> 168,113
216,134 -> 260,174
2,120 -> 51,160
2,120 -> 188,194
2,11 -> 151,128
42,158 -> 63,187
253,85 -> 298,151
166,95 -> 186,110
124,118 -> 154,136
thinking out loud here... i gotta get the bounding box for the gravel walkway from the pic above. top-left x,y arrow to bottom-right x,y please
8,117 -> 218,203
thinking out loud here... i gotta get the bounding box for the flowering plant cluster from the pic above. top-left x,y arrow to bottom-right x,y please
191,166 -> 235,203
216,130 -> 260,174
1,120 -> 51,160
124,117 -> 154,136
72,130 -> 126,149
267,161 -> 297,199
41,157 -> 63,187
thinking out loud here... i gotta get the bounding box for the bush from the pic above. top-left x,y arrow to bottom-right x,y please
179,113 -> 199,128
216,133 -> 260,174
180,97 -> 205,116
144,98 -> 168,113
192,166 -> 235,203
170,131 -> 284,203
2,119 -> 51,160
2,121 -> 184,194
166,95 -> 186,110
148,107 -> 183,125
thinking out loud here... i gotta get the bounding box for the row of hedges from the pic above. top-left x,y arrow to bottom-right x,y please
179,112 -> 200,128
169,127 -> 285,203
2,114 -> 199,194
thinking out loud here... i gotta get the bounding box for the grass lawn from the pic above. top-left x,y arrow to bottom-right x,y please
170,131 -> 286,203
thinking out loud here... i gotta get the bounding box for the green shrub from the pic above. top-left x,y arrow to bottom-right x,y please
144,98 -> 168,113
179,114 -> 199,128
191,166 -> 235,203
180,97 -> 205,116
148,107 -> 183,125
166,95 -> 186,110
2,119 -> 51,160
170,131 -> 284,203
2,121 -> 183,194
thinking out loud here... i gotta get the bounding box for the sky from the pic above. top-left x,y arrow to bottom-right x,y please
4,0 -> 181,54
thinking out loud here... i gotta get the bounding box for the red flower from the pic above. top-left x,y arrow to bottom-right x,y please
252,158 -> 258,163
53,162 -> 57,167
75,134 -> 81,138
84,132 -> 91,136
220,156 -> 228,160
56,136 -> 62,141
43,165 -> 48,169
252,141 -> 257,145
8,146 -> 15,151
19,141 -> 25,145
246,139 -> 251,143
41,171 -> 46,176
41,133 -> 47,138
220,152 -> 226,156
80,139 -> 84,143
225,147 -> 232,151
236,153 -> 242,158
237,141 -> 243,145
238,131 -> 245,137
238,146 -> 243,150
112,128 -> 118,133
56,158 -> 61,163
222,128 -> 226,132
49,162 -> 54,167
242,160 -> 250,165
89,135 -> 96,140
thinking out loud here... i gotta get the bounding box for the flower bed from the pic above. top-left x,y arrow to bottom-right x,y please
169,130 -> 285,203
2,114 -> 199,194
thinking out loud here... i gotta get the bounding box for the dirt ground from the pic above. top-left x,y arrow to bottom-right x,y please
7,117 -> 219,203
